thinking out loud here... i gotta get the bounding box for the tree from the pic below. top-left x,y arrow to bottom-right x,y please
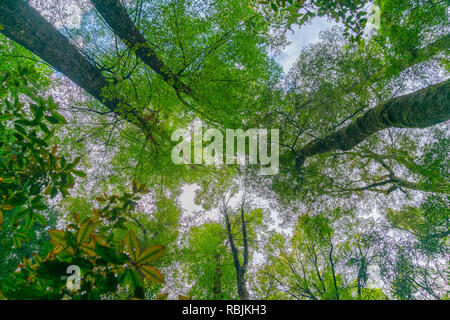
256,25 -> 449,205
0,0 -> 448,301
90,0 -> 195,99
262,0 -> 370,39
194,170 -> 267,300
0,0 -> 154,135
294,78 -> 449,168
256,209 -> 386,300
378,195 -> 448,299
221,197 -> 251,300
0,49 -> 78,247
179,222 -> 237,300
0,53 -> 166,299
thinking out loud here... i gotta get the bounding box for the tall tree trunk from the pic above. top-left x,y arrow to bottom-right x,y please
296,78 -> 450,168
213,254 -> 223,300
328,243 -> 339,300
90,0 -> 194,98
223,205 -> 250,300
0,0 -> 151,134
236,269 -> 249,300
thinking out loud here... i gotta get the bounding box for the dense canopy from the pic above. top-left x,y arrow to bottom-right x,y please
0,0 -> 448,300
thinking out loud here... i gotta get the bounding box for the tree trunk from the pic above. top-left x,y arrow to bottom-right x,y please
328,243 -> 339,300
0,0 -> 151,133
90,0 -> 194,97
236,269 -> 249,300
296,78 -> 450,168
213,254 -> 223,300
223,205 -> 250,300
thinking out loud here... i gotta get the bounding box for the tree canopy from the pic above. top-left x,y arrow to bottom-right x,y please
0,0 -> 448,300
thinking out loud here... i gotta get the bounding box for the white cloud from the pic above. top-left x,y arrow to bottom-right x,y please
275,17 -> 336,73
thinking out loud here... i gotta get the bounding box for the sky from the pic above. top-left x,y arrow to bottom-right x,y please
275,17 -> 336,73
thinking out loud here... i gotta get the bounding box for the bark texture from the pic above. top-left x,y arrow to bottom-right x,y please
296,78 -> 450,168
0,0 -> 150,132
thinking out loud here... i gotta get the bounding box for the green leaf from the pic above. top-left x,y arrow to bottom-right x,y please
72,170 -> 86,178
138,265 -> 164,284
50,186 -> 58,199
12,235 -> 22,248
50,111 -> 67,124
49,229 -> 66,245
0,113 -> 12,121
120,269 -> 143,290
76,219 -> 95,244
15,232 -> 30,241
95,244 -> 118,263
34,213 -> 47,225
45,116 -> 60,124
271,2 -> 278,12
31,104 -> 44,121
136,245 -> 165,265
24,214 -> 35,230
10,193 -> 27,206
65,156 -> 81,170
124,230 -> 141,261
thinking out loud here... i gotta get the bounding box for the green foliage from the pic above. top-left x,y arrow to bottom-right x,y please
256,209 -> 387,300
0,61 -> 77,246
0,0 -> 448,301
1,188 -> 165,300
0,53 -> 166,300
376,0 -> 448,55
179,223 -> 238,300
386,195 -> 449,255
261,0 -> 370,40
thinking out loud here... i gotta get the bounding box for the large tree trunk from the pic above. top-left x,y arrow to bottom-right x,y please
0,0 -> 151,134
90,0 -> 194,98
296,78 -> 450,168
